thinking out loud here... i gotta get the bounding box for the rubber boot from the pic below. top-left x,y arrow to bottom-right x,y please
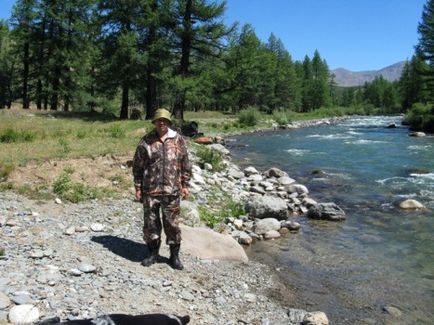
169,244 -> 183,270
141,239 -> 160,267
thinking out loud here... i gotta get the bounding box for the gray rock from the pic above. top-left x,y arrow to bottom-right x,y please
409,131 -> 426,137
303,311 -> 329,325
281,220 -> 301,231
78,263 -> 96,273
244,166 -> 259,176
287,184 -> 309,195
263,167 -> 288,178
227,168 -> 244,180
302,197 -> 317,208
398,199 -> 425,210
287,309 -> 308,323
277,176 -> 296,186
208,143 -> 230,155
246,195 -> 288,220
0,292 -> 11,310
250,186 -> 266,195
11,292 -> 34,305
307,203 -> 346,221
248,174 -> 263,182
383,305 -> 402,317
264,230 -> 281,240
253,218 -> 281,235
30,250 -> 44,259
64,226 -> 76,235
90,223 -> 105,232
244,293 -> 257,303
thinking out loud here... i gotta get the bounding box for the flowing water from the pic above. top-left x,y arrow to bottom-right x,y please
228,116 -> 434,324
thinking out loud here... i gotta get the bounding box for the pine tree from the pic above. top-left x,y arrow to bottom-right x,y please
417,0 -> 434,103
171,0 -> 228,120
0,20 -> 14,108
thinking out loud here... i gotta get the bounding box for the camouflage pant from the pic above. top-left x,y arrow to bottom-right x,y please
142,195 -> 181,245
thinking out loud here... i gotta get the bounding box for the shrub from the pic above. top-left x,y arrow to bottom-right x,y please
53,169 -> 114,203
238,108 -> 261,127
405,103 -> 434,133
272,111 -> 292,125
0,129 -> 35,143
196,146 -> 223,172
0,163 -> 15,180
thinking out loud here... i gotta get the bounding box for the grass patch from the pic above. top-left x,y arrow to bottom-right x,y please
272,110 -> 293,125
196,145 -> 224,172
0,129 -> 35,143
16,183 -> 53,201
53,168 -> 115,203
198,189 -> 245,227
0,163 -> 15,180
0,246 -> 5,256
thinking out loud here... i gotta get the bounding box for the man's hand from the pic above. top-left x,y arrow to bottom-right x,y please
135,189 -> 142,202
181,187 -> 189,199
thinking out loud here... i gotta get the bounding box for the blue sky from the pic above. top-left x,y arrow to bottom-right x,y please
0,0 -> 426,71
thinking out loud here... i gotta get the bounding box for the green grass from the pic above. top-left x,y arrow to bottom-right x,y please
0,163 -> 15,180
53,168 -> 116,203
198,188 -> 245,227
195,145 -> 224,172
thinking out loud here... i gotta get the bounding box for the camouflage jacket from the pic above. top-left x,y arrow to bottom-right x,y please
133,128 -> 191,196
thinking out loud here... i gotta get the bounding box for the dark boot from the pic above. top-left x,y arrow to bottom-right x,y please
141,240 -> 160,267
169,244 -> 183,270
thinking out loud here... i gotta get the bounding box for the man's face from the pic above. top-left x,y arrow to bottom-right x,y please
154,118 -> 169,135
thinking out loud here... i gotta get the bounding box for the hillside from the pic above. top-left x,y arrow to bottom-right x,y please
332,61 -> 406,87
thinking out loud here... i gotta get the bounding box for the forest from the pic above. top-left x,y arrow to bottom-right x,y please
0,0 -> 433,131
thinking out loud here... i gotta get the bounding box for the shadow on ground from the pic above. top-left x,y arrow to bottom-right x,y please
91,235 -> 169,264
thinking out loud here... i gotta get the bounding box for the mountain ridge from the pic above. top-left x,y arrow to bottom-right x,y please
331,61 -> 406,87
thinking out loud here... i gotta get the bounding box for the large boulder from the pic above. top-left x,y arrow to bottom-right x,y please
245,195 -> 288,220
179,225 -> 248,262
253,218 -> 281,235
307,203 -> 346,221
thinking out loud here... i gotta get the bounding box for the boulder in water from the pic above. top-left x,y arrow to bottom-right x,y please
307,203 -> 346,221
398,199 -> 425,210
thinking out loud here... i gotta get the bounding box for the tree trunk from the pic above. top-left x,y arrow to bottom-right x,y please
145,2 -> 159,120
120,83 -> 129,119
22,41 -> 30,109
36,15 -> 46,110
173,0 -> 192,120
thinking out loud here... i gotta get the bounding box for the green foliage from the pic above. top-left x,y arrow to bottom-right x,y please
198,194 -> 245,228
0,246 -> 4,256
106,125 -> 126,138
404,103 -> 434,133
53,168 -> 114,203
196,145 -> 224,172
272,110 -> 293,125
0,128 -> 35,143
238,108 -> 261,126
0,162 -> 15,180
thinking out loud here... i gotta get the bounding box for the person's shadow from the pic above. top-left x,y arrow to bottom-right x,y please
91,235 -> 169,264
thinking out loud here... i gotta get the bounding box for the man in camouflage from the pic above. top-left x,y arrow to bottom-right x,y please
133,108 -> 191,270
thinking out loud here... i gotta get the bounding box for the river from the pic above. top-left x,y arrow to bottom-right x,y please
227,116 -> 434,324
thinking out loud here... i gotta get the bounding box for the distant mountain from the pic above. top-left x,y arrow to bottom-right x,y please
331,61 -> 406,87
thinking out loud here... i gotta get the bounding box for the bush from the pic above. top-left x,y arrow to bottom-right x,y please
196,146 -> 224,172
405,103 -> 434,133
0,129 -> 35,143
53,169 -> 114,203
272,111 -> 292,125
238,108 -> 261,127
198,195 -> 245,227
0,163 -> 15,180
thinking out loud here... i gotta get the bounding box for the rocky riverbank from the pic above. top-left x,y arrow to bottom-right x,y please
0,126 -> 343,325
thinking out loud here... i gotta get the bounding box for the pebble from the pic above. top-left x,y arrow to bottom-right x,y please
90,223 -> 105,232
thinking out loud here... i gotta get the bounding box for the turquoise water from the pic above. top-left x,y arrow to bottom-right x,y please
229,116 -> 434,324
